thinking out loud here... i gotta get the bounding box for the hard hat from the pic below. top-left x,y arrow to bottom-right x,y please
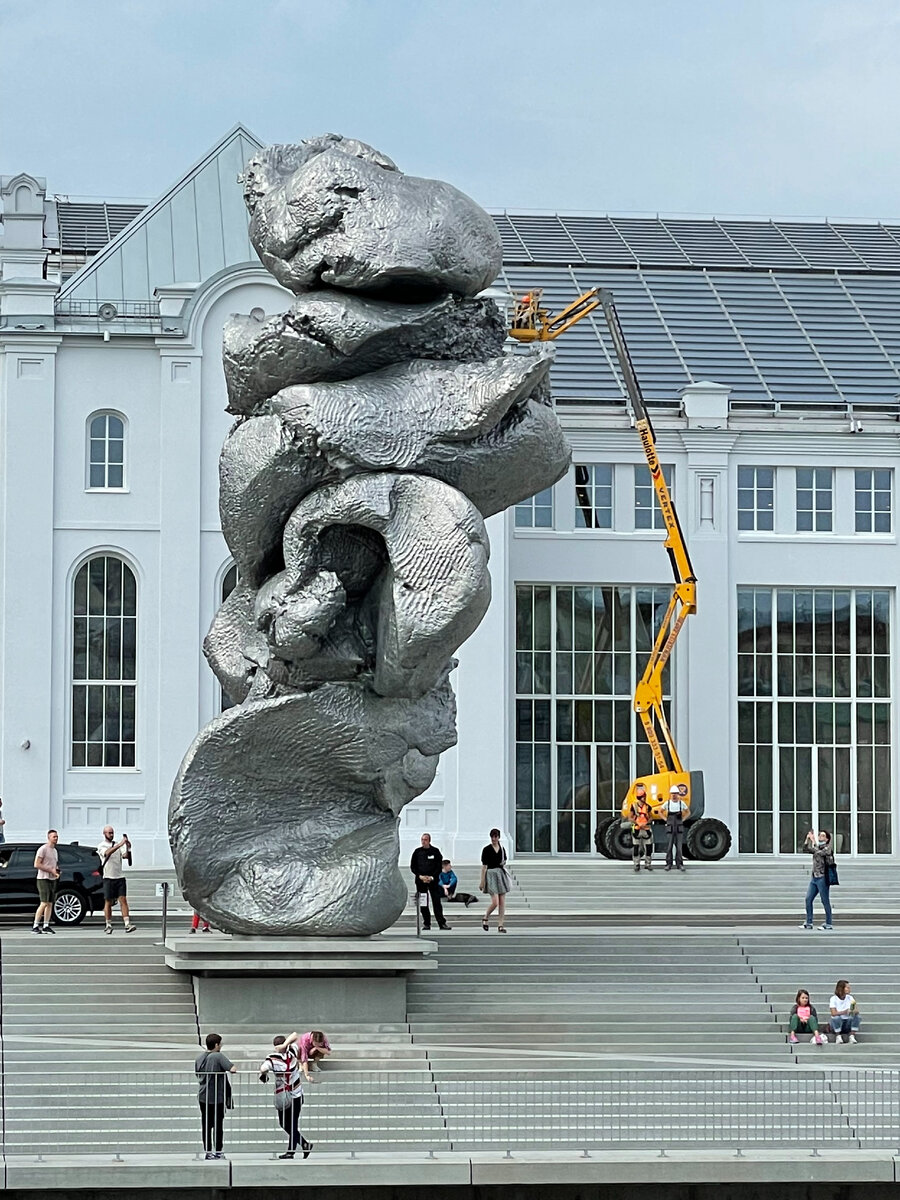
669,784 -> 681,793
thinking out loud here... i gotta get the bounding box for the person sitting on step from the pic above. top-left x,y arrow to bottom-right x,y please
789,988 -> 825,1045
439,860 -> 477,906
829,979 -> 861,1044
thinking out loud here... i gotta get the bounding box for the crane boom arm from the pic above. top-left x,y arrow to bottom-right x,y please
506,284 -> 699,788
597,291 -> 695,777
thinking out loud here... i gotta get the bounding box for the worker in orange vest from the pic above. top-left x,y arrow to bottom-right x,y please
629,784 -> 654,873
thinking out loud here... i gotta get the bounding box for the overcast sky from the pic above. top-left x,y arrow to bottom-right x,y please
2,0 -> 900,219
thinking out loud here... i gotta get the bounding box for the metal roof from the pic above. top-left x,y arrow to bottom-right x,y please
493,213 -> 900,409
56,202 -> 147,253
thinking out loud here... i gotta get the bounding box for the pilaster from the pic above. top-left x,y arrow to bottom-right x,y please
0,335 -> 62,835
155,348 -> 203,842
678,430 -> 737,835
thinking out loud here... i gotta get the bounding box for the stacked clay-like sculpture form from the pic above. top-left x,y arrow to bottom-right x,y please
169,135 -> 570,935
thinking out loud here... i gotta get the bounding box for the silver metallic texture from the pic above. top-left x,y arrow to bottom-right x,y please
170,135 -> 570,935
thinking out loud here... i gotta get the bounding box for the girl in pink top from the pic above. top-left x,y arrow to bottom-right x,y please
298,1030 -> 331,1082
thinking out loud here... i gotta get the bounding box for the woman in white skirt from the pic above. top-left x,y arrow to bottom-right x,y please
480,828 -> 510,933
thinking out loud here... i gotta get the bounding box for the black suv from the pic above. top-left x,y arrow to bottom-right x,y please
0,842 -> 105,925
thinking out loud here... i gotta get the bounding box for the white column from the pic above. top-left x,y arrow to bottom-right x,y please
0,336 -> 61,836
679,432 -> 737,841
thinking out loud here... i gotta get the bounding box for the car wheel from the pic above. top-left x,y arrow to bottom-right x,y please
594,817 -> 616,857
603,820 -> 633,861
53,887 -> 88,925
685,818 -> 732,861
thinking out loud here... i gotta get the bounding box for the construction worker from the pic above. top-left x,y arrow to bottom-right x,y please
664,784 -> 690,872
629,785 -> 654,873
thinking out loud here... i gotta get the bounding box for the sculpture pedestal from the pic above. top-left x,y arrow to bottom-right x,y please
164,933 -> 437,1026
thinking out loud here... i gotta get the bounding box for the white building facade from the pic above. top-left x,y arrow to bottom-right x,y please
2,128 -> 899,863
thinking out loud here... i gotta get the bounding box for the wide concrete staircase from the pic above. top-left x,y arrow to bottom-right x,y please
1,931 -> 201,1154
5,921 -> 900,1154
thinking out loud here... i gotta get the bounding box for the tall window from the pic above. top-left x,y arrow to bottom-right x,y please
634,464 -> 673,530
220,564 -> 239,712
855,469 -> 892,533
737,466 -> 775,531
72,556 -> 137,767
515,487 -> 553,528
515,584 -> 671,853
737,587 -> 891,855
795,468 -> 832,532
87,413 -> 125,490
575,464 -> 613,528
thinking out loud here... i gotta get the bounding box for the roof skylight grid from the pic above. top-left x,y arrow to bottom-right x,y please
661,220 -> 751,268
642,271 -> 768,396
716,221 -> 810,269
559,216 -> 636,264
774,275 -> 900,398
774,222 -> 868,270
831,225 -> 900,270
56,202 -> 145,253
505,214 -> 585,263
608,218 -> 691,266
491,213 -> 530,258
500,267 -> 620,399
840,277 -> 900,368
574,268 -> 691,397
709,273 -> 840,401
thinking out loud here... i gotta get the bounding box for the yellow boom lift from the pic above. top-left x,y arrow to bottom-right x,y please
508,288 -> 731,861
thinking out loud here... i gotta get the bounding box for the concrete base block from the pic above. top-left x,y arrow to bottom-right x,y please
4,1153 -> 227,1189
230,1152 -> 471,1188
165,932 -> 437,1026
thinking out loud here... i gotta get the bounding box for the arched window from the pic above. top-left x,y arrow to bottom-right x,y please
221,563 -> 239,712
87,412 -> 126,490
72,555 -> 137,767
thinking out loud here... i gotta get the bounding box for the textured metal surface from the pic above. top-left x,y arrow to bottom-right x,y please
170,135 -> 570,935
242,134 -> 503,298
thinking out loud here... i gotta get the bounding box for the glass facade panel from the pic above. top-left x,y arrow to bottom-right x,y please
71,556 -> 137,768
515,583 -> 671,853
737,586 -> 891,854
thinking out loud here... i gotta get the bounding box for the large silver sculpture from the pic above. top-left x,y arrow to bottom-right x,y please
169,135 -> 570,935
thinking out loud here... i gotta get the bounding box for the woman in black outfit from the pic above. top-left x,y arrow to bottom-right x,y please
480,828 -> 509,933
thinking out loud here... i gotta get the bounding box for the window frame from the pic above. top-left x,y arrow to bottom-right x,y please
85,411 -> 128,493
514,487 -> 554,530
855,467 -> 892,535
737,465 -> 775,532
795,467 -> 833,533
574,463 -> 614,530
69,552 -> 138,771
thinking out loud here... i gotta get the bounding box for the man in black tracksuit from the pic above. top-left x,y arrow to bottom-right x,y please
410,833 -> 451,931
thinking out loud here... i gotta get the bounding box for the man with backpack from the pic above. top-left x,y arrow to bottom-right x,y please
259,1032 -> 314,1159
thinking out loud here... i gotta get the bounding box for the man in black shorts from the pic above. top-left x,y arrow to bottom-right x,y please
97,825 -> 136,933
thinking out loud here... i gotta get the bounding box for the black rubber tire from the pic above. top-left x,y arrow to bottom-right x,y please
604,820 -> 634,861
594,817 -> 616,858
53,887 -> 88,926
685,818 -> 732,861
